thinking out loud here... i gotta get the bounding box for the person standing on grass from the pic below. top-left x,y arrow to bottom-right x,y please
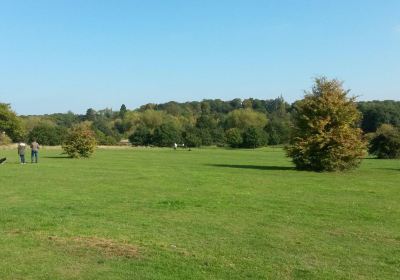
30,139 -> 40,163
17,142 -> 27,164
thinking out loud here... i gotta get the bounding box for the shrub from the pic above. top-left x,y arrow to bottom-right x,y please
62,123 -> 97,158
129,126 -> 152,146
94,129 -> 118,145
211,128 -> 226,146
369,124 -> 400,159
198,128 -> 213,146
286,77 -> 366,171
152,123 -> 182,147
242,127 -> 268,148
265,118 -> 291,145
225,128 -> 243,148
182,128 -> 202,148
28,124 -> 66,145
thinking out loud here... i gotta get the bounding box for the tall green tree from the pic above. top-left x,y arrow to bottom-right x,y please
242,127 -> 268,149
119,104 -> 128,118
153,123 -> 182,147
129,126 -> 153,146
225,128 -> 243,148
182,127 -> 202,148
85,108 -> 97,121
225,108 -> 268,130
286,77 -> 366,171
0,103 -> 24,141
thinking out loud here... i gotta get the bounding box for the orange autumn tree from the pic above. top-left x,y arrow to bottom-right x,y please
286,77 -> 366,171
62,122 -> 97,158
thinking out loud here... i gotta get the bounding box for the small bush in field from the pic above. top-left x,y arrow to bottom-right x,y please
369,124 -> 400,159
62,123 -> 97,158
225,128 -> 243,148
242,126 -> 268,148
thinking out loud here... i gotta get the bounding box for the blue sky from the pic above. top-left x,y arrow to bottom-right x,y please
0,0 -> 399,115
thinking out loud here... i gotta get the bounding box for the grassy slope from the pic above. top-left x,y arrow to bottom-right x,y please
0,147 -> 399,279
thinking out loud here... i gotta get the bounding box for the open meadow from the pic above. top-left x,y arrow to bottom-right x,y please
0,147 -> 399,279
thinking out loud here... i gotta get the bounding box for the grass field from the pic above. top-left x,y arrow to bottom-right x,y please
0,147 -> 399,279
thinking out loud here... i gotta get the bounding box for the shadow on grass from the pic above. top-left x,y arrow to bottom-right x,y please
375,168 -> 400,171
43,156 -> 71,159
207,164 -> 295,171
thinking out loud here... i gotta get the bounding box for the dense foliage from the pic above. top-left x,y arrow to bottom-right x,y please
1,94 -> 399,151
286,77 -> 367,171
28,124 -> 66,145
369,124 -> 400,159
358,101 -> 400,133
0,103 -> 24,141
242,127 -> 268,148
226,128 -> 243,148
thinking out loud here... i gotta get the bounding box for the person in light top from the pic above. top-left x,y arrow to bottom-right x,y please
17,142 -> 27,164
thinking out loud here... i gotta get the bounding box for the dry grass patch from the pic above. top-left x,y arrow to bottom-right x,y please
6,229 -> 24,236
48,236 -> 139,258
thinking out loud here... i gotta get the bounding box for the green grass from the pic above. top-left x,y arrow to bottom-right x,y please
0,147 -> 399,279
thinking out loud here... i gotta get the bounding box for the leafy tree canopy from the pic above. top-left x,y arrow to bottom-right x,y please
286,77 -> 366,171
62,122 -> 97,158
0,103 -> 24,141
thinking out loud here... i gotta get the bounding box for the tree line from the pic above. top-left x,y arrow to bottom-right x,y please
1,90 -> 399,151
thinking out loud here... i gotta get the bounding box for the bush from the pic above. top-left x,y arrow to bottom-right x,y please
198,128 -> 213,146
94,129 -> 118,145
129,126 -> 152,146
225,128 -> 243,148
286,77 -> 366,171
369,124 -> 400,159
62,123 -> 97,158
28,124 -> 66,145
153,123 -> 182,147
92,119 -> 121,144
182,128 -> 202,148
265,118 -> 291,145
211,128 -> 226,146
242,127 -> 268,148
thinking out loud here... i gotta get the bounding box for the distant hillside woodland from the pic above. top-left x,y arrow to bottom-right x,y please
1,98 -> 400,148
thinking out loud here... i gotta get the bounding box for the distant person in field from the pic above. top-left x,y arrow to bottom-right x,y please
30,139 -> 40,163
17,142 -> 27,164
174,143 -> 178,150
